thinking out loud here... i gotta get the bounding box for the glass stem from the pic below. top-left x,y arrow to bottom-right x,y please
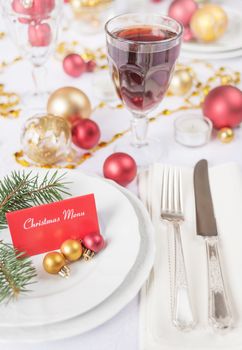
131,114 -> 149,148
32,64 -> 47,96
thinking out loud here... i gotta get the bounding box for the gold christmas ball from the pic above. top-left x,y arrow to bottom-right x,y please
47,87 -> 92,125
60,239 -> 83,262
191,4 -> 228,42
43,252 -> 66,274
21,114 -> 71,165
218,127 -> 234,143
169,68 -> 193,96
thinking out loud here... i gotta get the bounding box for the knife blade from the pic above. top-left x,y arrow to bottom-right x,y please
194,159 -> 233,331
194,159 -> 217,237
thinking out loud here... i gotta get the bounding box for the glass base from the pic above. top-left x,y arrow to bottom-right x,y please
21,91 -> 49,109
114,137 -> 163,169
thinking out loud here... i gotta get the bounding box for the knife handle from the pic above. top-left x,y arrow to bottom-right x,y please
172,222 -> 196,331
205,238 -> 233,330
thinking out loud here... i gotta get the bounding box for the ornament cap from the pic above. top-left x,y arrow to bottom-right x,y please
83,248 -> 95,261
58,265 -> 71,278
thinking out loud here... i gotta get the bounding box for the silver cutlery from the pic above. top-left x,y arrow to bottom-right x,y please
194,159 -> 233,330
161,167 -> 195,331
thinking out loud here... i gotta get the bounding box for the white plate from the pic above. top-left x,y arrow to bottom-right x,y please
0,170 -> 141,327
183,6 -> 242,54
181,47 -> 242,60
0,173 -> 155,343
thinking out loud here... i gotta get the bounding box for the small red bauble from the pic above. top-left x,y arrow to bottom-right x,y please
82,233 -> 105,261
86,60 -> 97,73
32,0 -> 55,15
103,152 -> 137,187
63,54 -> 86,78
203,85 -> 242,129
12,0 -> 55,16
83,233 -> 105,253
168,0 -> 198,27
183,26 -> 195,42
71,119 -> 101,150
28,23 -> 51,47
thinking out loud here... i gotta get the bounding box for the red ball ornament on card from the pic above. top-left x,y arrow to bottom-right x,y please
168,0 -> 198,27
28,23 -> 51,47
103,152 -> 137,187
71,119 -> 100,149
82,233 -> 105,261
203,85 -> 242,129
63,54 -> 86,78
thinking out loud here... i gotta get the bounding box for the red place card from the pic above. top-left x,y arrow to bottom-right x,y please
6,194 -> 100,256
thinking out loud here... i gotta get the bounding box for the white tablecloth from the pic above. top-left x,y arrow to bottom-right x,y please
0,0 -> 242,349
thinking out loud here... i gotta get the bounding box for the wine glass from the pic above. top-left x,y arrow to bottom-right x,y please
105,13 -> 183,167
2,0 -> 62,107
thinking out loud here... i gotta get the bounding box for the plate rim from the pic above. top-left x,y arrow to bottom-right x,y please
0,172 -> 155,343
0,170 -> 141,328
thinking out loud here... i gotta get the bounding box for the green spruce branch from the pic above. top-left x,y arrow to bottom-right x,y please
0,170 -> 70,229
0,241 -> 37,303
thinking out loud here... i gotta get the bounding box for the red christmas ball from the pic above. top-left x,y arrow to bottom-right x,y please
203,85 -> 242,129
183,26 -> 195,42
103,152 -> 137,187
32,0 -> 55,15
71,119 -> 101,150
63,54 -> 86,78
28,23 -> 51,47
168,0 -> 198,27
12,0 -> 55,16
86,60 -> 97,73
83,233 -> 105,253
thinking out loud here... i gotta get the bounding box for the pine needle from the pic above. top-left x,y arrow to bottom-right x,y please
0,171 -> 71,229
0,241 -> 37,304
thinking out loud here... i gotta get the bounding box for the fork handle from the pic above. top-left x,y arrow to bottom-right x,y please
172,222 -> 195,331
205,238 -> 233,330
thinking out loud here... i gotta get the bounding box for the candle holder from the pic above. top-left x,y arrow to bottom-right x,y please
174,115 -> 212,147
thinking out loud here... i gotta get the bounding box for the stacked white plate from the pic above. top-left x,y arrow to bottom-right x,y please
181,6 -> 242,60
0,170 -> 155,343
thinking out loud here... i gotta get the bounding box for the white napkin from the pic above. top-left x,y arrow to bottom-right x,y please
139,163 -> 242,350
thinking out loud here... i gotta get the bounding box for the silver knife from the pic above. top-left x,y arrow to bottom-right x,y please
194,159 -> 233,330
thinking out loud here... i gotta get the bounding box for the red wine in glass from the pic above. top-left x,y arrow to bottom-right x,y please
107,25 -> 181,113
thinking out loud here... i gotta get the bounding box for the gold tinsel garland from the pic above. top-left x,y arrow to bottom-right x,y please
14,60 -> 241,169
0,35 -> 238,168
0,84 -> 21,118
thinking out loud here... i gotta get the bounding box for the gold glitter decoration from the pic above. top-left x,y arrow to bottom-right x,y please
21,114 -> 71,165
0,84 -> 21,118
14,61 -> 241,169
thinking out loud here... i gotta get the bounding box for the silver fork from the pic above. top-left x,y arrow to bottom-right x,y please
161,166 -> 195,331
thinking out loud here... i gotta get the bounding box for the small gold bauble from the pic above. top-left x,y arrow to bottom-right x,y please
43,252 -> 70,278
169,68 -> 193,96
191,4 -> 228,43
47,87 -> 92,125
218,127 -> 234,143
21,114 -> 71,165
60,239 -> 83,262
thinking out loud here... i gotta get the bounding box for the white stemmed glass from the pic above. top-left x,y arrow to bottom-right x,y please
105,13 -> 183,167
2,0 -> 62,107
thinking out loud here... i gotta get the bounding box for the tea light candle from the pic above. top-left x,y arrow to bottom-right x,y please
174,115 -> 212,147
